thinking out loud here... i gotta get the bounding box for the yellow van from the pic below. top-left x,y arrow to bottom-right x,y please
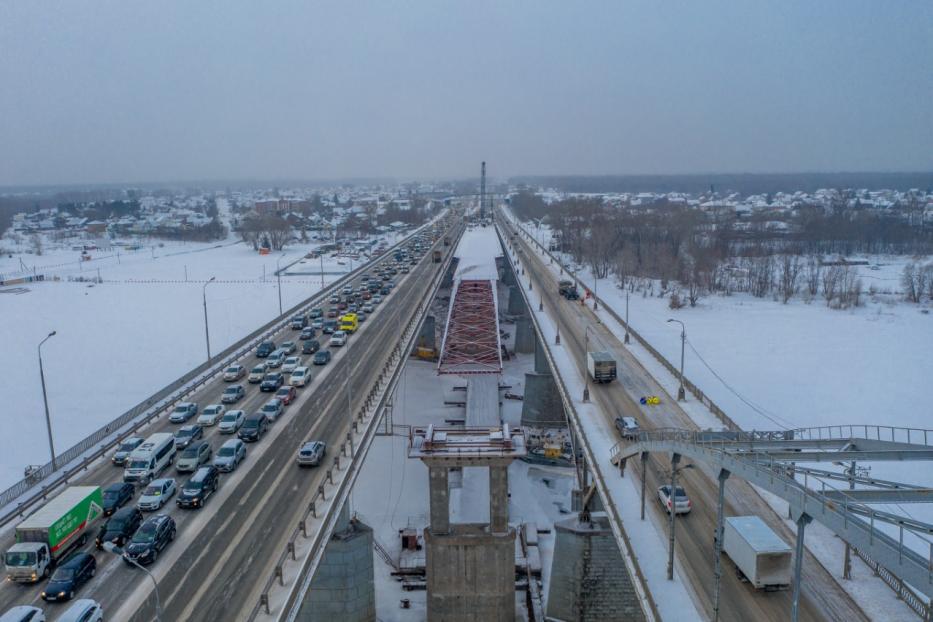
339,313 -> 359,334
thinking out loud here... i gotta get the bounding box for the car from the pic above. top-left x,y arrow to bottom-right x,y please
356,312 -> 367,323
361,291 -> 372,300
197,403 -> 226,426
123,514 -> 175,566
330,331 -> 347,347
0,606 -> 45,622
169,402 -> 198,423
289,366 -> 311,387
328,294 -> 340,304
615,416 -> 639,439
281,341 -> 297,354
101,481 -> 135,516
261,399 -> 284,422
222,364 -> 246,382
362,303 -> 374,313
290,315 -> 307,330
266,349 -> 286,368
256,341 -> 277,358
112,437 -> 145,466
95,506 -> 143,550
248,363 -> 269,383
137,478 -> 176,511
214,438 -> 246,472
282,356 -> 303,373
56,599 -> 103,622
400,266 -> 409,274
221,384 -> 245,404
337,301 -> 348,311
275,385 -> 298,405
218,409 -> 246,434
299,326 -> 316,340
238,413 -> 268,442
296,441 -> 326,467
342,285 -> 353,295
326,308 -> 338,318
176,466 -> 220,509
372,295 -> 382,304
658,485 -> 692,515
322,320 -> 337,334
309,308 -> 323,319
313,350 -> 332,365
176,441 -> 212,473
301,339 -> 321,355
260,372 -> 284,392
310,318 -> 323,329
40,552 -> 96,602
173,424 -> 203,449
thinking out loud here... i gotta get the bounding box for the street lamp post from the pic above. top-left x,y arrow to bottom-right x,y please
624,290 -> 631,345
202,277 -> 215,361
38,331 -> 58,470
102,543 -> 162,621
276,257 -> 284,316
666,319 -> 686,401
583,326 -> 590,402
667,457 -> 693,580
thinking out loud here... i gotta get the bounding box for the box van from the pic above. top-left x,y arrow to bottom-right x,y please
339,313 -> 358,334
123,433 -> 176,484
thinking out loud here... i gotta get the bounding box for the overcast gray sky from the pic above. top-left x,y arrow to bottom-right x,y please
1,1 -> 931,186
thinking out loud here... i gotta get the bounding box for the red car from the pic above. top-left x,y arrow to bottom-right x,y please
275,386 -> 297,406
338,301 -> 348,310
361,291 -> 372,300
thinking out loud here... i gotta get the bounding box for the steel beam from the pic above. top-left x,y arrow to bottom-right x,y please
822,489 -> 933,504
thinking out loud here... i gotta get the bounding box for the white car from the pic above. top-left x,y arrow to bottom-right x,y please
0,606 -> 46,622
372,295 -> 382,304
289,366 -> 311,387
57,600 -> 102,622
137,478 -> 177,511
218,409 -> 246,434
330,331 -> 347,347
310,318 -> 323,329
248,363 -> 268,383
282,356 -> 303,374
197,404 -> 225,426
222,364 -> 246,382
658,485 -> 692,515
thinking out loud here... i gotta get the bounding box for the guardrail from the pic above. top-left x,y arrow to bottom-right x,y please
496,222 -> 661,622
851,546 -> 931,621
502,211 -> 742,432
0,219 -> 444,529
793,425 -> 933,446
248,221 -> 463,620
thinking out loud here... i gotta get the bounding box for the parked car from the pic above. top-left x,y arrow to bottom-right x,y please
222,364 -> 246,382
197,404 -> 225,426
40,552 -> 96,602
122,514 -> 175,566
296,441 -> 326,467
169,402 -> 198,423
176,466 -> 220,509
260,372 -> 284,392
137,478 -> 177,511
330,331 -> 347,347
282,356 -> 302,373
280,341 -> 297,354
248,363 -> 268,383
313,350 -> 332,365
101,481 -> 135,516
176,441 -> 212,473
218,410 -> 246,434
275,385 -> 298,405
261,399 -> 284,422
57,600 -> 102,622
238,413 -> 268,442
173,424 -> 203,449
95,506 -> 143,550
221,384 -> 245,404
214,438 -> 247,472
658,485 -> 692,515
112,437 -> 145,466
0,606 -> 45,622
615,416 -> 639,439
301,339 -> 320,355
256,341 -> 276,358
289,366 -> 310,387
299,327 -> 316,340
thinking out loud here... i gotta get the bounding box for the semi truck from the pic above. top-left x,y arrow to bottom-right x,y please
5,486 -> 103,583
722,515 -> 793,590
558,280 -> 579,300
586,351 -> 617,383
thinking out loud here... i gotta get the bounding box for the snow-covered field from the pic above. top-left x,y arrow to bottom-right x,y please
0,229 -> 408,490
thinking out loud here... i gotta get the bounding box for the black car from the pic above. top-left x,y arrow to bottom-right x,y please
238,413 -> 268,442
381,287 -> 391,295
111,437 -> 145,466
299,326 -> 316,340
101,482 -> 135,516
322,320 -> 337,334
41,552 -> 96,602
302,339 -> 321,355
260,372 -> 284,392
313,350 -> 332,365
256,341 -> 277,358
96,506 -> 143,550
176,466 -> 220,509
123,514 -> 175,566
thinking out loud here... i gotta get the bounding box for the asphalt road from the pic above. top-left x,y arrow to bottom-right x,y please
502,218 -> 869,622
0,221 -> 456,622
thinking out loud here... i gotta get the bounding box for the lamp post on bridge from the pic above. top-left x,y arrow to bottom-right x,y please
202,277 -> 215,361
38,331 -> 58,471
666,318 -> 686,401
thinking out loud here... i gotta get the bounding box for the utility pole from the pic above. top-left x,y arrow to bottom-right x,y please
843,461 -> 856,579
38,331 -> 58,470
480,161 -> 486,220
202,277 -> 215,361
276,257 -> 283,316
624,290 -> 631,344
667,319 -> 686,400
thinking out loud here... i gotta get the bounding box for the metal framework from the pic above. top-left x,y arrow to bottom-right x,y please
437,278 -> 502,375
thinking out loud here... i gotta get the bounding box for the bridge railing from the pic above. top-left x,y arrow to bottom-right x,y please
792,425 -> 933,447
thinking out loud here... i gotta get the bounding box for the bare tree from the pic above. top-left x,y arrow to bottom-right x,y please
804,255 -> 822,298
901,262 -> 929,303
747,256 -> 773,298
30,234 -> 43,256
778,255 -> 802,303
822,265 -> 842,307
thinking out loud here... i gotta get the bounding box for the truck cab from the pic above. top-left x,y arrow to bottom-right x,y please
558,280 -> 580,300
5,542 -> 52,582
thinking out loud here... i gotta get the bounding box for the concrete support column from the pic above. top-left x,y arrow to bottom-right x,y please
430,466 -> 450,534
514,317 -> 535,354
489,465 -> 509,534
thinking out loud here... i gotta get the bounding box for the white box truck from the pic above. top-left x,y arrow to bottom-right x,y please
586,351 -> 617,383
722,515 -> 793,590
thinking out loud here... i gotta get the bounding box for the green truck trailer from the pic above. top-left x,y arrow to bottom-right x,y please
4,485 -> 103,583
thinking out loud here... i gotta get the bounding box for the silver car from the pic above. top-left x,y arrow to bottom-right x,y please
176,441 -> 212,473
218,410 -> 245,434
296,441 -> 326,467
137,478 -> 176,511
213,439 -> 246,472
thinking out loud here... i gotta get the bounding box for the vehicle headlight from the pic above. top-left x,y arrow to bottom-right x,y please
40,591 -> 46,597
58,591 -> 66,597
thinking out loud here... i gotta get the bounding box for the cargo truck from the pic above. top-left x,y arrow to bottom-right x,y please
5,486 -> 103,582
558,280 -> 579,300
339,313 -> 359,334
432,250 -> 442,263
586,351 -> 617,383
722,515 -> 793,590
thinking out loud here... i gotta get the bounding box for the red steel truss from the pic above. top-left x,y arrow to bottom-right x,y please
438,279 -> 502,375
